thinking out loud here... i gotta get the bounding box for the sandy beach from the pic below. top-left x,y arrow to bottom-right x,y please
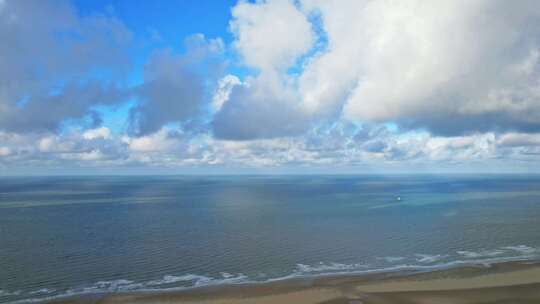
52,261 -> 540,304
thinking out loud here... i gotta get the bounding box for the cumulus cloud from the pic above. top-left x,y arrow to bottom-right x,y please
300,0 -> 540,135
0,146 -> 10,157
0,1 -> 226,139
0,128 -> 127,168
212,72 -> 312,139
212,0 -> 318,140
0,0 -> 132,133
129,34 -> 225,136
230,0 -> 315,71
215,0 -> 540,138
1,122 -> 540,172
83,127 -> 112,140
498,133 -> 540,147
124,128 -> 179,152
212,75 -> 241,112
1,83 -> 125,133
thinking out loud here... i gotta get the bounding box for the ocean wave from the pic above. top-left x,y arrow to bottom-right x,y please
94,279 -> 137,289
0,290 -> 21,297
146,274 -> 206,286
27,289 -> 55,296
503,245 -> 537,254
4,244 -> 540,304
146,273 -> 249,287
378,256 -> 406,262
414,254 -> 447,263
455,245 -> 538,260
457,249 -> 505,258
3,273 -> 251,304
289,254 -> 540,280
295,262 -> 368,274
70,273 -> 250,293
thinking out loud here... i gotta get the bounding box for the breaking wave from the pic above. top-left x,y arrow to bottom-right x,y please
3,244 -> 539,304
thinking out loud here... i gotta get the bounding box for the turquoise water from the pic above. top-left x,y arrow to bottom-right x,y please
1,175 -> 540,303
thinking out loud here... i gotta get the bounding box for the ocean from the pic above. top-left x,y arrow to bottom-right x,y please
1,175 -> 540,303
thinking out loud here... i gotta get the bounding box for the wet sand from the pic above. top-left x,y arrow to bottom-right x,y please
54,262 -> 540,304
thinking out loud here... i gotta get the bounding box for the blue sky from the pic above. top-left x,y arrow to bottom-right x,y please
74,1 -> 236,40
1,0 -> 540,174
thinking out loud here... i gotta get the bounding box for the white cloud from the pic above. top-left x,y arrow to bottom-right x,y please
0,146 -> 10,156
129,34 -> 225,135
79,150 -> 106,161
498,133 -> 540,147
310,1 -> 540,134
63,149 -> 106,161
0,123 -> 540,171
423,133 -> 496,161
125,129 -> 178,152
224,0 -> 540,136
37,136 -> 76,153
212,75 -> 241,111
0,0 -> 132,133
213,0 -> 318,139
38,137 -> 55,152
83,127 -> 112,140
212,72 -> 311,139
230,0 -> 315,70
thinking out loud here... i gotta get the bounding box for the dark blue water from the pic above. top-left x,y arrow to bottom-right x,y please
1,175 -> 540,303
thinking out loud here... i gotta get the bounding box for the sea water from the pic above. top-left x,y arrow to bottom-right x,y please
1,175 -> 540,303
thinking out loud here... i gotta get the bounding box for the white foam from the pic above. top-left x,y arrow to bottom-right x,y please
415,254 -> 447,263
146,274 -> 206,286
503,245 -> 537,255
295,262 -> 368,274
28,289 -> 55,295
95,279 -> 134,288
144,273 -> 248,288
0,290 -> 21,297
457,249 -> 505,258
379,256 -> 405,262
4,273 -> 252,304
74,279 -> 145,293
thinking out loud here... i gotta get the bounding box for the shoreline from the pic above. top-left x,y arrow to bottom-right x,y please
50,260 -> 540,304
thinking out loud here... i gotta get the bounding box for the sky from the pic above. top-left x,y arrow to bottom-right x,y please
1,0 -> 540,175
